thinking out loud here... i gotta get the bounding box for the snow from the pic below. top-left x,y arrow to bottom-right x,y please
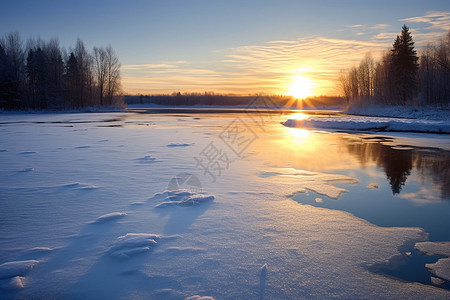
1,111 -> 449,298
185,296 -> 216,300
109,233 -> 160,259
0,260 -> 39,279
153,190 -> 215,207
0,276 -> 25,290
283,116 -> 450,133
345,105 -> 450,121
93,212 -> 127,224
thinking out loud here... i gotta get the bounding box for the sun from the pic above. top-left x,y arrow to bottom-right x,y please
288,75 -> 314,99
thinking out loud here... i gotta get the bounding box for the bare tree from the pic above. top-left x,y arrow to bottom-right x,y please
93,45 -> 122,106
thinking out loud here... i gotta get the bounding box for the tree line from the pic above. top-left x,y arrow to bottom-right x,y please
0,32 -> 123,110
340,25 -> 450,106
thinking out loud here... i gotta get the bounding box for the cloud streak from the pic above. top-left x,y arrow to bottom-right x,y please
122,11 -> 449,95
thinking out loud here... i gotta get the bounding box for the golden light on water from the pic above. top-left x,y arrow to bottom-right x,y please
288,75 -> 314,99
289,112 -> 309,121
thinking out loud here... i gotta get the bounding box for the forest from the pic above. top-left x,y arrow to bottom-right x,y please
0,32 -> 123,110
340,26 -> 450,107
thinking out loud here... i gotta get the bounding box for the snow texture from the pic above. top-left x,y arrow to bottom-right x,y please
0,260 -> 39,280
345,105 -> 450,121
1,112 -> 450,299
185,296 -> 215,300
93,212 -> 127,224
109,233 -> 160,259
0,276 -> 25,290
283,116 -> 450,133
153,190 -> 215,207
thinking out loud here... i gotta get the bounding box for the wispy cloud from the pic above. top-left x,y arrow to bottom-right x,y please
401,11 -> 450,31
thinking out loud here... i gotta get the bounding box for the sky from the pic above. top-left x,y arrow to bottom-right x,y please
1,0 -> 449,96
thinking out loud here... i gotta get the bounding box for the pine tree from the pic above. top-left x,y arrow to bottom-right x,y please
65,52 -> 79,107
391,25 -> 419,104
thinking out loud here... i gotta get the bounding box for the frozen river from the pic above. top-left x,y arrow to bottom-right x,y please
0,108 -> 449,298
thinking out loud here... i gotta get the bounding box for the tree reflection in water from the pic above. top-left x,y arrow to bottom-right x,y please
346,136 -> 450,199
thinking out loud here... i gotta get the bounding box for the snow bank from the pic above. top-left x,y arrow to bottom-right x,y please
0,260 -> 39,280
93,212 -> 127,224
153,190 -> 215,207
109,233 -> 160,259
260,168 -> 358,199
345,105 -> 450,121
282,116 -> 450,133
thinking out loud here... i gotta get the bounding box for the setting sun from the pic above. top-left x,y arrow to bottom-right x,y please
288,75 -> 314,99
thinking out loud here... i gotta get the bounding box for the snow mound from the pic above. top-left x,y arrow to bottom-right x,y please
282,116 -> 450,133
0,260 -> 39,279
185,296 -> 215,300
109,233 -> 160,259
260,168 -> 358,199
60,182 -> 99,190
93,212 -> 127,224
0,276 -> 25,290
153,190 -> 215,207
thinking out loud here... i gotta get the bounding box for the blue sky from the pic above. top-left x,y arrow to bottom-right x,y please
1,0 -> 449,95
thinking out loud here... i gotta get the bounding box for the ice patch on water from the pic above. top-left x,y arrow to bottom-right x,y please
93,212 -> 127,224
367,182 -> 379,189
152,189 -> 215,207
109,233 -> 160,259
260,168 -> 358,199
415,241 -> 450,282
415,242 -> 450,257
426,258 -> 450,282
431,276 -> 446,286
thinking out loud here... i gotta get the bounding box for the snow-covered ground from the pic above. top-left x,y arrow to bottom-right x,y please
345,105 -> 450,121
0,112 -> 449,299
